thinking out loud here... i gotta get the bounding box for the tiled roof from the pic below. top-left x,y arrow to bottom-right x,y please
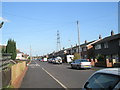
93,33 -> 120,44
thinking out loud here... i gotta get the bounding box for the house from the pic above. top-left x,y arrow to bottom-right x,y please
16,49 -> 29,60
80,39 -> 101,59
92,31 -> 120,63
65,36 -> 102,59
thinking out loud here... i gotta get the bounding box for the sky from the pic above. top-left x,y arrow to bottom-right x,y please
1,2 -> 118,56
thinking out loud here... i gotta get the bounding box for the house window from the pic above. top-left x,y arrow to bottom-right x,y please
83,47 -> 87,51
84,55 -> 87,59
95,44 -> 101,50
104,42 -> 108,48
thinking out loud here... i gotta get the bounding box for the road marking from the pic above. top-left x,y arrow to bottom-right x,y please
42,67 -> 69,90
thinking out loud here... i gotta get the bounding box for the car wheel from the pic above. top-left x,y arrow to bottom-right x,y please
77,65 -> 80,70
71,65 -> 73,69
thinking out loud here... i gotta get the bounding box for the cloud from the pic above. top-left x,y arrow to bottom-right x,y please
0,17 -> 9,22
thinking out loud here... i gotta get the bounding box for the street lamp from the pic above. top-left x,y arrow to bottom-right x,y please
77,20 -> 81,59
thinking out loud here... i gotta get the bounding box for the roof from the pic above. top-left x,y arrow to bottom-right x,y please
93,33 -> 120,45
95,68 -> 120,76
71,40 -> 96,49
80,40 -> 96,47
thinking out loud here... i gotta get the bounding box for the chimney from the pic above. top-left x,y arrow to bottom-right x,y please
111,30 -> 114,36
85,40 -> 87,44
99,35 -> 102,39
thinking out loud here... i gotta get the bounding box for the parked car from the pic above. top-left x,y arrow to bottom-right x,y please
38,58 -> 43,61
83,68 -> 120,90
48,58 -> 53,63
53,57 -> 62,64
71,59 -> 91,69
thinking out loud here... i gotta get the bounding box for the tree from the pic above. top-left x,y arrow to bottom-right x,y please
6,39 -> 17,60
73,53 -> 80,60
2,46 -> 6,53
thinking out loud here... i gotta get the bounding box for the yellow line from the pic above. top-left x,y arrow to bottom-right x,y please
42,67 -> 69,90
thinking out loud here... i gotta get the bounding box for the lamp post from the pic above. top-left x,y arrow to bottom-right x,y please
77,20 -> 81,59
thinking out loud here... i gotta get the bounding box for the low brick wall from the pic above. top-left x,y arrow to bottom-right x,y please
11,61 -> 27,88
88,59 -> 113,67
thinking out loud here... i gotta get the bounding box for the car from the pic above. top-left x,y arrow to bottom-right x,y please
83,68 -> 120,90
71,59 -> 91,69
38,58 -> 44,62
48,58 -> 53,63
53,57 -> 62,64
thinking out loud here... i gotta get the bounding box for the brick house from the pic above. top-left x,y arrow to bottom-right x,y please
93,31 -> 120,63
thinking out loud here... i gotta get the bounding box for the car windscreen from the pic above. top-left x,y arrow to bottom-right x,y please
84,73 -> 120,90
80,60 -> 88,62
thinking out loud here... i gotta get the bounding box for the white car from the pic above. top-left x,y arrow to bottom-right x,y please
53,57 -> 62,64
83,68 -> 120,90
71,59 -> 91,69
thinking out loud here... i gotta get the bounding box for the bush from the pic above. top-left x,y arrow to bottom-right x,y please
96,54 -> 105,61
73,53 -> 80,60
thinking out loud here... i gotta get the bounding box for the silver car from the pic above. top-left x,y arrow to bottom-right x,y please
83,68 -> 120,90
71,59 -> 91,69
53,57 -> 62,64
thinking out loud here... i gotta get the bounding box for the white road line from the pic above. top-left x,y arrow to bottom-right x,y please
42,67 -> 69,90
34,60 -> 40,67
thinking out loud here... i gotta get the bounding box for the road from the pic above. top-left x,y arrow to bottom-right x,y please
20,60 -> 96,89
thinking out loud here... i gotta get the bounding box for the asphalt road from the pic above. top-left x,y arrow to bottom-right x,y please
20,60 -> 96,89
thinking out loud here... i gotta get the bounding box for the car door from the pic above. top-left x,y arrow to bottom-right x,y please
74,60 -> 79,68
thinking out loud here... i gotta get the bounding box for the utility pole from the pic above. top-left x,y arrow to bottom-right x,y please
69,40 -> 72,55
30,45 -> 32,60
56,30 -> 61,52
77,20 -> 81,59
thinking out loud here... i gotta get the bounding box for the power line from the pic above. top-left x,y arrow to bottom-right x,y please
3,11 -> 43,21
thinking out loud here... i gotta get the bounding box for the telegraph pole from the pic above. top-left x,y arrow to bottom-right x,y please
77,20 -> 81,59
69,40 -> 72,55
30,45 -> 32,60
56,30 -> 61,52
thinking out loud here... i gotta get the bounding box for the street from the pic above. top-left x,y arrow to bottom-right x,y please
20,60 -> 96,89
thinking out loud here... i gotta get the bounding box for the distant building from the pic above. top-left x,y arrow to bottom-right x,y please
16,53 -> 25,60
16,49 -> 29,60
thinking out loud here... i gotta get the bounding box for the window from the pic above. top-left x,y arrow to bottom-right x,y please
82,47 -> 87,51
104,42 -> 108,48
95,44 -> 101,50
85,73 -> 120,89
